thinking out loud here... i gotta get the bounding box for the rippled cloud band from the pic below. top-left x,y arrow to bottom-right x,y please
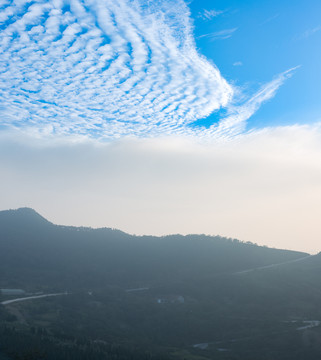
0,0 -> 235,139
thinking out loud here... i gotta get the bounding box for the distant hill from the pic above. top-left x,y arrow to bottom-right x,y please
0,207 -> 51,227
0,207 -> 307,291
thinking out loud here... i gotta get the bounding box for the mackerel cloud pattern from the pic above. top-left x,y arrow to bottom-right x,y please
0,0 -> 233,139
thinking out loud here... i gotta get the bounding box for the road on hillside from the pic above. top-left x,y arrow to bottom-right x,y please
234,255 -> 313,275
0,256 -> 314,304
0,292 -> 68,306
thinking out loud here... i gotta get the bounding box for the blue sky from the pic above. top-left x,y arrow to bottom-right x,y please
1,0 -> 321,252
191,0 -> 321,130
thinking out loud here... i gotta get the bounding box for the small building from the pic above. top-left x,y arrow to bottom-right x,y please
0,289 -> 26,296
156,295 -> 185,304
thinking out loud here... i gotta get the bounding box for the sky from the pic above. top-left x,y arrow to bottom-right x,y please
0,0 -> 321,253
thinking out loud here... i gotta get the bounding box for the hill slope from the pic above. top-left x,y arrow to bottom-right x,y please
1,208 -> 321,360
0,207 -> 307,291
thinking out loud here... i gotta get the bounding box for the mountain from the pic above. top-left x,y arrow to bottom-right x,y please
0,207 -> 307,291
1,208 -> 321,360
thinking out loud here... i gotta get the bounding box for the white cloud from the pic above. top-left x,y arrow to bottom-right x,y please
0,0 -> 233,139
198,9 -> 224,21
233,61 -> 243,66
0,1 -> 301,142
1,123 -> 321,253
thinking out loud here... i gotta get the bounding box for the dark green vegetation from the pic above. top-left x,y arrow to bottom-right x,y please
1,208 -> 321,360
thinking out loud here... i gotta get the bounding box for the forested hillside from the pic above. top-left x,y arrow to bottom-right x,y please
1,208 -> 321,360
0,208 -> 307,290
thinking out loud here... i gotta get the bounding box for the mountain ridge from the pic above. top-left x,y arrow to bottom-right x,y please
0,207 -> 312,254
0,207 -> 309,292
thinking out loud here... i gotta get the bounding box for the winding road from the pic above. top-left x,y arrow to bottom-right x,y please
1,292 -> 68,306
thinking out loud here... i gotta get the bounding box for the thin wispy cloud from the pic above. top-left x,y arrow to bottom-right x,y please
295,26 -> 321,40
260,13 -> 279,26
178,67 -> 299,141
209,67 -> 300,139
198,9 -> 224,21
198,28 -> 238,41
233,61 -> 243,66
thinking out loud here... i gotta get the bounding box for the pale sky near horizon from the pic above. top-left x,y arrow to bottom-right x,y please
0,0 -> 321,253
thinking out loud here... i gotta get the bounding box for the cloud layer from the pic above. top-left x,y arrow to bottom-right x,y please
1,124 -> 321,253
0,0 -> 234,139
